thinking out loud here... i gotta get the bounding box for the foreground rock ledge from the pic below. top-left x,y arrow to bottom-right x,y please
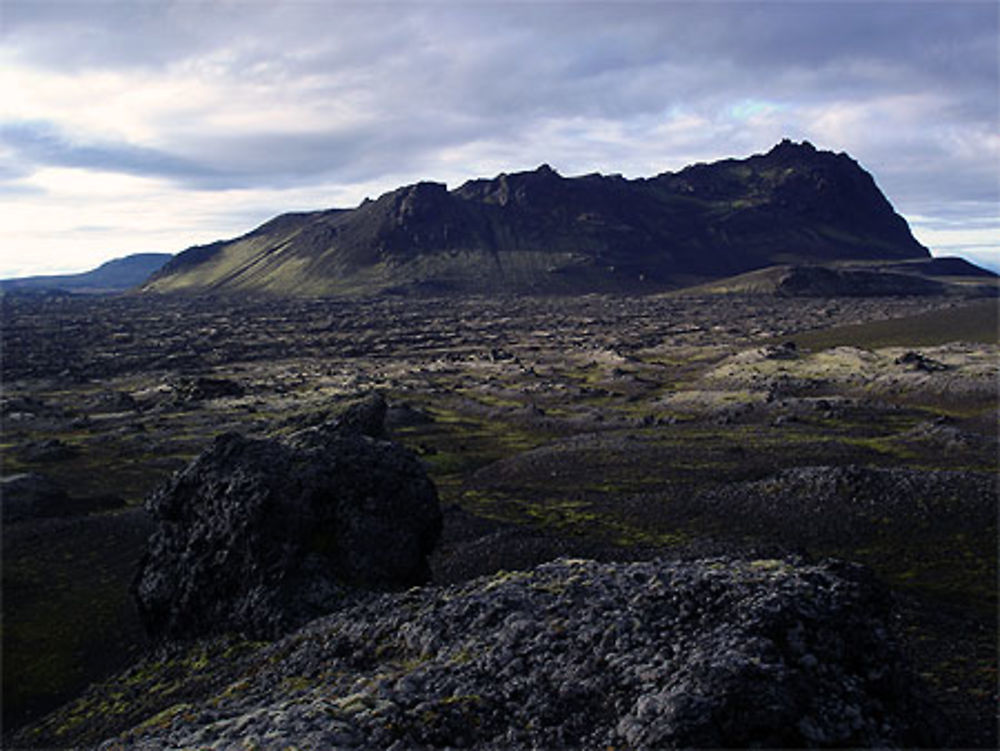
132,395 -> 442,640
105,556 -> 941,749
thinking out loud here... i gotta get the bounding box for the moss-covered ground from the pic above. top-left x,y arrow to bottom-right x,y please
3,292 -> 996,747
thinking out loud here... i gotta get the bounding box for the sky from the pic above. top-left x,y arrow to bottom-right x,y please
1,0 -> 998,278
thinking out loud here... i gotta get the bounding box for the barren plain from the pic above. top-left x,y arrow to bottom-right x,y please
2,291 -> 997,747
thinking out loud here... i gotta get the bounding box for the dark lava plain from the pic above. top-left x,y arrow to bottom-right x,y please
2,291 -> 997,747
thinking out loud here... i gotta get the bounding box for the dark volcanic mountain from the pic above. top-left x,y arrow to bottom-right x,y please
2,253 -> 173,295
143,140 -> 929,296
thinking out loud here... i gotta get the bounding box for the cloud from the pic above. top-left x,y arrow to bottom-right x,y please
0,0 -> 997,276
0,120 -> 217,181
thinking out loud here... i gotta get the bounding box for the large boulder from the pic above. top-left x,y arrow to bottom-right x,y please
132,395 -> 441,640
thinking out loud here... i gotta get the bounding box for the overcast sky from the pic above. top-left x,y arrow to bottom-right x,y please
2,0 -> 998,278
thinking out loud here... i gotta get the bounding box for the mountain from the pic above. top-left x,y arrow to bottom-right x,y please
143,140 -> 930,296
1,253 -> 173,295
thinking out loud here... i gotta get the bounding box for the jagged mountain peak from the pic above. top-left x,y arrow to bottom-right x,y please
144,142 -> 929,297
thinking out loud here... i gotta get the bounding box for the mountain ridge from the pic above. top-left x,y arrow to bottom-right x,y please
143,140 -> 930,296
1,253 -> 173,295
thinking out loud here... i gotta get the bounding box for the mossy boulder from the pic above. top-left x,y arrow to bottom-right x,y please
133,395 -> 441,640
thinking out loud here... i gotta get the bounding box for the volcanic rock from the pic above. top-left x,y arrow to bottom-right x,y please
895,350 -> 948,372
693,465 -> 996,548
132,400 -> 441,640
172,376 -> 244,402
106,557 -> 944,749
317,391 -> 388,438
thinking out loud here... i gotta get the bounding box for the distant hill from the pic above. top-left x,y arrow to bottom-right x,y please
681,257 -> 998,297
144,140 -> 931,297
1,253 -> 173,295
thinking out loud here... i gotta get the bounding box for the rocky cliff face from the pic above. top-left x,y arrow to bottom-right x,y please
143,140 -> 929,296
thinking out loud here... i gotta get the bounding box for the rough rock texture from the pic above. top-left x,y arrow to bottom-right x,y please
318,391 -> 389,438
691,465 -> 997,549
895,350 -> 948,371
171,376 -> 244,402
132,394 -> 441,640
103,557 -> 943,750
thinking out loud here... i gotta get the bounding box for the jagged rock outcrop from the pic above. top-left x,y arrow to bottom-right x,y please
142,140 -> 929,296
132,394 -> 442,640
100,557 -> 943,749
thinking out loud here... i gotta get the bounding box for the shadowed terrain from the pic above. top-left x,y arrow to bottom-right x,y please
2,289 -> 996,748
142,141 -> 930,297
0,254 -> 173,295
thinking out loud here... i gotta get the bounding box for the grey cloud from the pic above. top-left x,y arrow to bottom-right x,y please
0,183 -> 45,197
0,121 -> 218,181
8,2 -> 995,132
2,1 -> 996,249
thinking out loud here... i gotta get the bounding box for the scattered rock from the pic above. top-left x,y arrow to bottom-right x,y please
172,376 -> 244,402
132,402 -> 441,640
761,340 -> 798,359
0,394 -> 49,418
901,417 -> 986,452
895,350 -> 948,372
487,347 -> 516,362
693,465 -> 996,548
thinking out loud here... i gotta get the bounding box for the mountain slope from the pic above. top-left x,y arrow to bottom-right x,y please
1,253 -> 173,295
679,257 -> 998,297
143,140 -> 929,296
